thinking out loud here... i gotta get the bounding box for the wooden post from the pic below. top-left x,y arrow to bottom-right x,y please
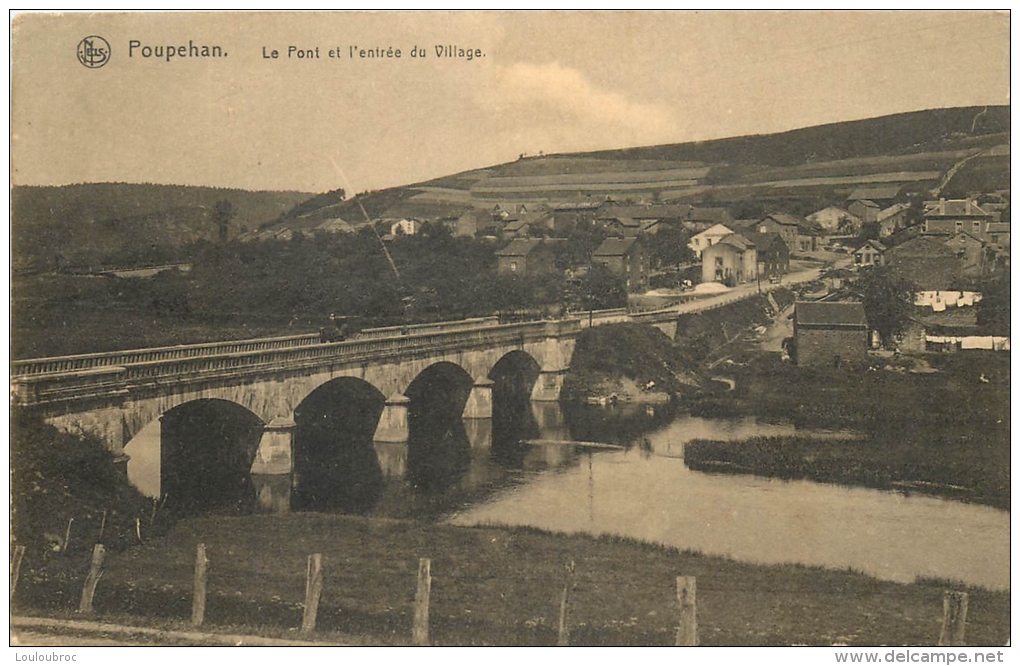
190,542 -> 208,624
675,576 -> 698,646
191,543 -> 209,627
10,545 -> 26,602
135,517 -> 142,544
557,560 -> 575,646
938,590 -> 969,647
98,510 -> 107,544
78,544 -> 105,613
412,558 -> 431,646
301,554 -> 324,634
62,518 -> 73,553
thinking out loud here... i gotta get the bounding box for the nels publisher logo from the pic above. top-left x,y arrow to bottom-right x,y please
77,35 -> 111,68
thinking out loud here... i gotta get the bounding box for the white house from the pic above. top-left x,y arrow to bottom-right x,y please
688,223 -> 734,258
390,218 -> 422,237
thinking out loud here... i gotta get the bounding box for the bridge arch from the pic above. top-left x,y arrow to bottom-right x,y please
291,377 -> 386,512
402,362 -> 474,493
124,398 -> 266,517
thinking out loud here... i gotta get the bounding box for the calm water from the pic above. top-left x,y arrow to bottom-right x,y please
447,410 -> 1010,592
125,401 -> 1010,590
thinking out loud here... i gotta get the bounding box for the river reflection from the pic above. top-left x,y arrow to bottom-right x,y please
449,409 -> 1010,591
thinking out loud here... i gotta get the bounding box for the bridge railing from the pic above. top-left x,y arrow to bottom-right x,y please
11,317 -> 504,378
12,319 -> 579,407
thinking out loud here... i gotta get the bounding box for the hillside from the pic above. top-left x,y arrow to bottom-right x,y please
271,105 -> 1008,231
12,183 -> 314,271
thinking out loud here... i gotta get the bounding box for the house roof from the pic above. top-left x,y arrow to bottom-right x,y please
740,231 -> 785,251
848,185 -> 902,201
605,217 -> 644,228
795,301 -> 868,328
685,206 -> 732,223
807,206 -> 858,221
947,231 -> 984,245
692,223 -> 734,239
923,199 -> 992,218
502,219 -> 531,232
877,203 -> 911,221
714,233 -> 755,251
594,237 -> 640,257
763,212 -> 806,227
850,199 -> 881,209
496,238 -> 545,257
599,204 -> 691,220
853,239 -> 887,253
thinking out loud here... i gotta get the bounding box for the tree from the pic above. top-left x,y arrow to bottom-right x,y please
213,200 -> 236,244
649,226 -> 694,271
578,263 -> 628,311
977,273 -> 1010,335
852,266 -> 915,347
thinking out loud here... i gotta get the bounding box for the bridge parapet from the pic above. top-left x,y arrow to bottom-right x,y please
13,319 -> 581,410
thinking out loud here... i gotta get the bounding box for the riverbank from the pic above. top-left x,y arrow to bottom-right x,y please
688,342 -> 1010,510
562,290 -> 794,403
11,513 -> 1009,646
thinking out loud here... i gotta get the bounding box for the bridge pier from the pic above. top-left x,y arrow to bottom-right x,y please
373,441 -> 408,478
462,378 -> 494,419
251,416 -> 296,475
530,369 -> 567,402
373,393 -> 411,443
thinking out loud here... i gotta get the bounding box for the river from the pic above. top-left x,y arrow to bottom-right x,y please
124,400 -> 1010,591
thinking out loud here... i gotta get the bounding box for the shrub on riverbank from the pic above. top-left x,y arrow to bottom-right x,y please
561,323 -> 700,402
684,434 -> 1009,510
11,410 -> 164,566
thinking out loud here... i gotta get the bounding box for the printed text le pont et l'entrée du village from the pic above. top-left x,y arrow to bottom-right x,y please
125,39 -> 484,62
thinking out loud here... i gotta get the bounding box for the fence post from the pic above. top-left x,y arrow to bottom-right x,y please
557,560 -> 576,646
62,518 -> 74,554
191,543 -> 209,627
301,553 -> 324,634
10,545 -> 26,602
675,576 -> 698,646
937,591 -> 969,646
412,558 -> 431,646
78,544 -> 105,613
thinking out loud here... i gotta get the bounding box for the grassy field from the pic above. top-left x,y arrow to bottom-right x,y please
12,514 -> 1010,646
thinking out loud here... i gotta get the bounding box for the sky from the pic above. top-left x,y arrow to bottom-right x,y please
10,10 -> 1011,194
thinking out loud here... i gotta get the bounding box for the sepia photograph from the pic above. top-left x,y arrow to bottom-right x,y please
7,10 -> 1011,653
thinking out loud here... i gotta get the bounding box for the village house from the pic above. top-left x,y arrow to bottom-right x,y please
851,239 -> 887,268
759,212 -> 822,253
793,301 -> 869,367
681,206 -> 733,233
740,231 -> 789,280
884,235 -> 962,291
593,237 -> 648,291
847,199 -> 881,224
495,238 -> 555,276
807,206 -> 861,236
688,223 -> 734,258
876,203 -> 911,237
944,231 -> 986,277
551,201 -> 604,233
986,222 -> 1010,248
701,233 -> 757,286
848,185 -> 902,223
390,218 -> 422,237
922,199 -> 994,239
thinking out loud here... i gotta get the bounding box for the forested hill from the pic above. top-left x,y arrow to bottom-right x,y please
275,105 -> 1009,229
12,182 -> 314,271
577,106 -> 1009,166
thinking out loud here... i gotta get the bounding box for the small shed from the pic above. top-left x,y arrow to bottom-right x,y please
793,301 -> 869,367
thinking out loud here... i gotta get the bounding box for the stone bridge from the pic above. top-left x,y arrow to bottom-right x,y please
12,318 -> 578,501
